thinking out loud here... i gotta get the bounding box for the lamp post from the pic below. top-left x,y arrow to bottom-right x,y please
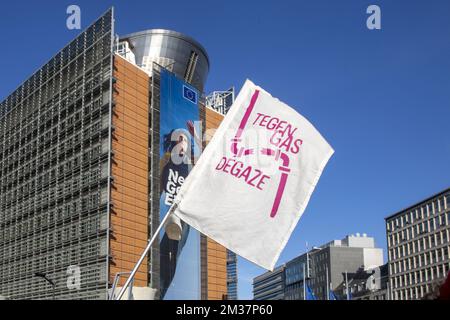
35,272 -> 56,300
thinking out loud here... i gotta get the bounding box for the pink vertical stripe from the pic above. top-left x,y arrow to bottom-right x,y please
270,173 -> 288,218
235,90 -> 260,139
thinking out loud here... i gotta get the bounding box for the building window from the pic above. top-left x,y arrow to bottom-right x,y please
440,214 -> 446,226
430,219 -> 435,232
439,197 -> 444,212
439,265 -> 444,278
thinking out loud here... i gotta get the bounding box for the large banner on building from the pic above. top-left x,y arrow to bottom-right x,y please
159,69 -> 202,299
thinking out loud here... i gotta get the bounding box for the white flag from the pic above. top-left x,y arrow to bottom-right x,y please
173,80 -> 334,270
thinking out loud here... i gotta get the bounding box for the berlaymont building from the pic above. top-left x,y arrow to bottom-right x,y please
0,8 -> 237,300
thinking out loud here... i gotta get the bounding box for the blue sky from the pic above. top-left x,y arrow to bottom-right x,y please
1,1 -> 450,299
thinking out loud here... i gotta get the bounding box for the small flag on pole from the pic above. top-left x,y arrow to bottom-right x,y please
172,80 -> 334,270
306,285 -> 317,300
329,290 -> 339,300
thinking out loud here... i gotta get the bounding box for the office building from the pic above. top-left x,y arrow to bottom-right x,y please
385,187 -> 450,300
253,234 -> 384,300
0,10 -> 115,300
0,8 -> 232,300
253,265 -> 286,300
226,250 -> 238,300
334,264 -> 388,300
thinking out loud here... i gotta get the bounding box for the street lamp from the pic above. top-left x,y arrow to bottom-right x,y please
34,272 -> 56,300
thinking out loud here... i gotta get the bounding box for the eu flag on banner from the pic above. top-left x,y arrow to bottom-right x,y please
183,85 -> 198,104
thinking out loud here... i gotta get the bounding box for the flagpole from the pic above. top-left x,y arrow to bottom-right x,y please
326,264 -> 329,300
114,204 -> 177,300
345,270 -> 349,300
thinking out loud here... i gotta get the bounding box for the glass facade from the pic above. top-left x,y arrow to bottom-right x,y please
0,9 -> 114,299
253,265 -> 285,300
284,256 -> 306,300
226,250 -> 238,300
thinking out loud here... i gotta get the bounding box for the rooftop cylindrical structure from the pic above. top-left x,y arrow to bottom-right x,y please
120,29 -> 210,92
